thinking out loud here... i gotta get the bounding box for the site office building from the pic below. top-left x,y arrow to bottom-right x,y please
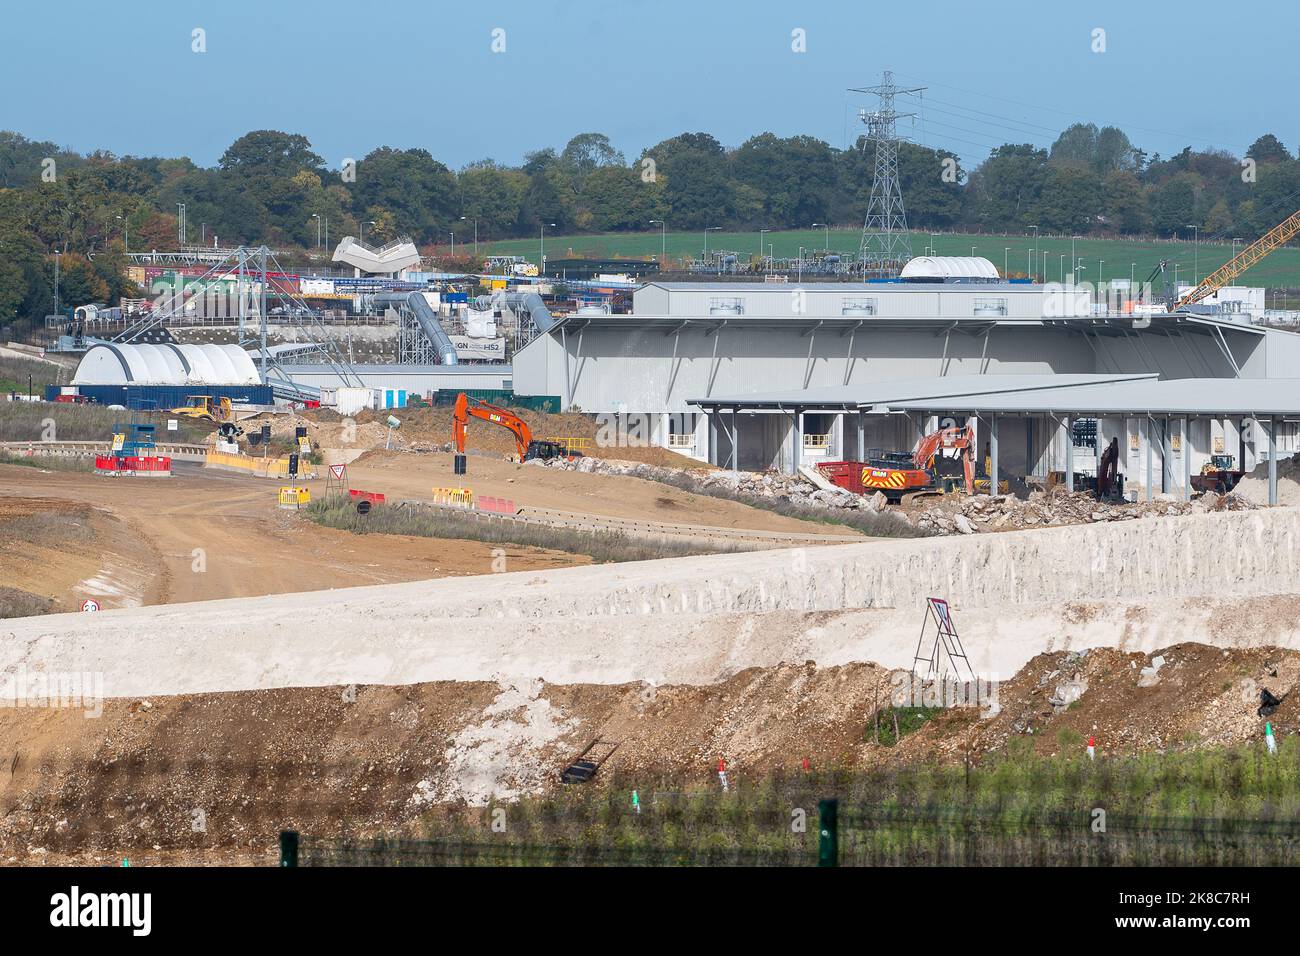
510,278 -> 1300,481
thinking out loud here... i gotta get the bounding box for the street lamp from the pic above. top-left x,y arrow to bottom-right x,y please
704,226 -> 720,257
1030,225 -> 1039,281
812,222 -> 830,251
759,228 -> 771,256
540,222 -> 556,268
360,220 -> 376,244
461,216 -> 478,257
648,219 -> 666,258
1098,259 -> 1104,287
116,214 -> 127,254
1060,254 -> 1067,283
1071,235 -> 1081,274
449,231 -> 455,258
1004,246 -> 1010,278
312,213 -> 321,248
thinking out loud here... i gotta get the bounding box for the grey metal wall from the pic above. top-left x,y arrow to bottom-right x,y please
284,364 -> 513,396
636,283 -> 1047,320
516,325 -> 1091,413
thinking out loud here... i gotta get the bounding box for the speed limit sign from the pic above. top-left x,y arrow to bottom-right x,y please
81,599 -> 100,613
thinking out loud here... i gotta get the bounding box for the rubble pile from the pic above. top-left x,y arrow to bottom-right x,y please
542,456 -> 853,505
544,457 -> 1262,535
908,487 -> 1256,534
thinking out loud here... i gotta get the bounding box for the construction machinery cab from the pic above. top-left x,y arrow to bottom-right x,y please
524,439 -> 582,462
1205,454 -> 1236,473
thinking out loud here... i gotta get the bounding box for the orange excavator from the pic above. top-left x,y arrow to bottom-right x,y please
858,424 -> 976,502
451,392 -> 581,474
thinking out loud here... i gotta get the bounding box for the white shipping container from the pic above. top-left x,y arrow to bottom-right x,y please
335,387 -> 376,417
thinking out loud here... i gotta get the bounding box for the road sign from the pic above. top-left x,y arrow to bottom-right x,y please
329,464 -> 347,480
81,599 -> 100,613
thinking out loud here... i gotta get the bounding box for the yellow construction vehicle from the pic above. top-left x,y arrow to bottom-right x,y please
170,395 -> 244,438
170,395 -> 236,424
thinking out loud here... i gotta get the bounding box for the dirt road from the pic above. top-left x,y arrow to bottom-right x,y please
0,462 -> 587,611
335,449 -> 864,538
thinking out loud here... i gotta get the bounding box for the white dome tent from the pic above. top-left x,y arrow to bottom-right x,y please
73,343 -> 261,387
899,256 -> 1002,281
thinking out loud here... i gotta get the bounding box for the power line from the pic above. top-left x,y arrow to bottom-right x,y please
892,71 -> 1255,155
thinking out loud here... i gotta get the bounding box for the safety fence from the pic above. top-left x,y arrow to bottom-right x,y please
282,803 -> 1300,868
204,449 -> 317,479
278,486 -> 311,508
94,455 -> 172,477
476,495 -> 516,514
347,489 -> 386,505
430,486 -> 475,508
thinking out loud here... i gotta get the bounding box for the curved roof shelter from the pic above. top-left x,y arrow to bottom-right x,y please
900,256 -> 1001,280
73,343 -> 261,386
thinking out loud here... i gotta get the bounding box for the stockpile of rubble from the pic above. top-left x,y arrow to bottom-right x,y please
908,487 -> 1256,535
541,456 -> 835,503
542,457 -> 1259,535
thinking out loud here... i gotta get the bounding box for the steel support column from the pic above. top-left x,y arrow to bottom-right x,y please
1182,417 -> 1191,502
1064,414 -> 1073,492
1269,415 -> 1278,506
731,408 -> 739,476
1145,417 -> 1153,502
989,413 -> 999,496
1161,416 -> 1172,494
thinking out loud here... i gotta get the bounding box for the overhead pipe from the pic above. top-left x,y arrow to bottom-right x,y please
471,291 -> 560,335
373,292 -> 458,365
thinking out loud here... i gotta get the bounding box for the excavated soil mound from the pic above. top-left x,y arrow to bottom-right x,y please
3,644 -> 1295,865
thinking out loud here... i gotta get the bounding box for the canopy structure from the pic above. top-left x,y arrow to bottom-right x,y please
899,256 -> 1001,280
73,343 -> 261,386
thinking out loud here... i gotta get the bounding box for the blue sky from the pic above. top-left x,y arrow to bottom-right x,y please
2,0 -> 1294,169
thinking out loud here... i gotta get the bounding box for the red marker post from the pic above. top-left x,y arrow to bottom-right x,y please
717,758 -> 729,792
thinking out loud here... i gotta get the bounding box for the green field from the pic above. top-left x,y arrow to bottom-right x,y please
485,228 -> 1300,290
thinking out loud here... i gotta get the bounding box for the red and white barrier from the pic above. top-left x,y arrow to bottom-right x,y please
95,455 -> 172,477
477,496 -> 517,514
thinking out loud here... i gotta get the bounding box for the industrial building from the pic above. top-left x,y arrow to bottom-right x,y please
508,264 -> 1300,500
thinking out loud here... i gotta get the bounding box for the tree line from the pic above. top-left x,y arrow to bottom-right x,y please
2,122 -> 1299,335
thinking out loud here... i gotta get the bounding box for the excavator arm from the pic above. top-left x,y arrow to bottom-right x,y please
452,392 -> 534,460
911,424 -> 976,496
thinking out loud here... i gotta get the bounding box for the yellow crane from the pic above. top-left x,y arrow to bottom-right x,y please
1172,209 -> 1300,310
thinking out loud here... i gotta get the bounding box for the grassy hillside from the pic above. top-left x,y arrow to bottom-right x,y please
484,228 -> 1300,290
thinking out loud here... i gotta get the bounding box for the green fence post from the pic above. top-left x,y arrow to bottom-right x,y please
280,830 -> 299,868
818,799 -> 838,867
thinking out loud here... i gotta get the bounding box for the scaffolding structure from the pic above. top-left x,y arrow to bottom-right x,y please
110,245 -> 362,394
